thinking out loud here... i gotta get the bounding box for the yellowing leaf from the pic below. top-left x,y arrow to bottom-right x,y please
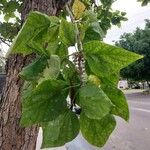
88,74 -> 101,86
72,0 -> 86,19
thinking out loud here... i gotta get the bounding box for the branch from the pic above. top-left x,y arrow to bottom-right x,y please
0,37 -> 11,47
65,4 -> 83,52
65,3 -> 86,85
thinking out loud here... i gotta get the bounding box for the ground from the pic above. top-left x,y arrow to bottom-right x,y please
36,89 -> 150,150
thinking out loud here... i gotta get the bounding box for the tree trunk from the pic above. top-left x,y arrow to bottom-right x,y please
0,0 -> 67,149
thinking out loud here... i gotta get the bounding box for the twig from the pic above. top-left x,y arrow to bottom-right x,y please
64,84 -> 81,90
65,4 -> 83,52
0,37 -> 11,47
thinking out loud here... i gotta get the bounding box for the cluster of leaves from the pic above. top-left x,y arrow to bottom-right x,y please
116,19 -> 150,82
9,0 -> 142,149
0,0 -> 23,21
0,0 -> 127,45
80,0 -> 127,34
0,0 -> 148,46
0,0 -> 22,44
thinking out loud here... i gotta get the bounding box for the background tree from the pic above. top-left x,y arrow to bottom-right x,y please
116,20 -> 150,88
138,0 -> 150,6
0,0 -> 144,149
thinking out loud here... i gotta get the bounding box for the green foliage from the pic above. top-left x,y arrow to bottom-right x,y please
20,80 -> 69,126
39,55 -> 61,81
96,1 -> 128,34
83,22 -> 104,42
83,41 -> 142,82
116,20 -> 150,82
59,19 -> 75,46
61,59 -> 80,83
9,11 -> 51,55
8,1 -> 143,149
0,0 -> 129,45
0,22 -> 20,43
138,0 -> 150,6
101,84 -> 129,121
79,84 -> 113,119
42,110 -> 79,148
0,0 -> 22,43
19,56 -> 48,81
80,113 -> 116,147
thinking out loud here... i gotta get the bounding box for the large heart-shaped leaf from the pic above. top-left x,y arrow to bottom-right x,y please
79,84 -> 113,119
9,11 -> 51,55
83,41 -> 143,78
20,80 -> 69,126
42,110 -> 79,148
80,113 -> 116,147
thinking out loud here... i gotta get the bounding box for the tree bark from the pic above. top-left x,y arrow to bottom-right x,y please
0,0 -> 68,149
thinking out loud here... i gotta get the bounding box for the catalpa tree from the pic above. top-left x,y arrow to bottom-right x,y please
6,0 -> 142,149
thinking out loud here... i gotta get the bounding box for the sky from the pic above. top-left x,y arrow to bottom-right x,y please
104,0 -> 150,44
0,0 -> 150,54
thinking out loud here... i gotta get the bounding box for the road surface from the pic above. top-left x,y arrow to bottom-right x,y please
36,90 -> 150,150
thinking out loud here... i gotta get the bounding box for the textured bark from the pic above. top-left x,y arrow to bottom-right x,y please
0,0 -> 68,150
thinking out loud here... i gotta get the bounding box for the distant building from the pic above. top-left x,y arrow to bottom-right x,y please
118,80 -> 128,89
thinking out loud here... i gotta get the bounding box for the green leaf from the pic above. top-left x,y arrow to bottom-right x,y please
27,27 -> 50,55
56,43 -> 68,58
61,59 -> 80,83
84,22 -> 104,43
101,84 -> 129,121
4,12 -> 15,22
42,110 -> 79,148
4,1 -> 19,13
59,19 -> 75,46
43,55 -> 60,79
20,80 -> 69,126
28,16 -> 60,55
83,41 -> 143,79
49,16 -> 60,26
21,81 -> 37,101
85,61 -> 120,86
9,11 -> 51,55
19,56 -> 48,81
79,84 -> 113,119
38,55 -> 60,84
47,42 -> 68,58
101,72 -> 120,86
82,10 -> 98,23
88,74 -> 101,86
80,113 -> 116,147
48,25 -> 59,42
